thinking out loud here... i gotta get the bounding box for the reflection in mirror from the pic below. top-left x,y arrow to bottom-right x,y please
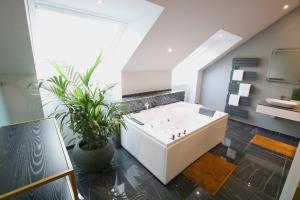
267,49 -> 300,85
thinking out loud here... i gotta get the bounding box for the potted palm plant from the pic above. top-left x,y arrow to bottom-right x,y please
33,54 -> 126,172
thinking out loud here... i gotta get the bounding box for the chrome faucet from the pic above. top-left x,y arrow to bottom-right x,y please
171,134 -> 175,140
145,102 -> 150,110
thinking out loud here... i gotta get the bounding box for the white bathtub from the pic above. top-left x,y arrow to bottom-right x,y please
121,102 -> 228,184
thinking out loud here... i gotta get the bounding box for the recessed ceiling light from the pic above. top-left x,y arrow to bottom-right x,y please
97,0 -> 104,5
283,4 -> 289,10
218,34 -> 223,38
168,47 -> 173,53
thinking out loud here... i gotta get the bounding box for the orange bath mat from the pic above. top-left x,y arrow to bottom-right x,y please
251,135 -> 296,158
183,152 -> 236,196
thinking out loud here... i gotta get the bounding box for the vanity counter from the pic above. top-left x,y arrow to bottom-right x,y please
256,102 -> 300,122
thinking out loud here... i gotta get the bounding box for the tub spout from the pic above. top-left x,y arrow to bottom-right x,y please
145,102 -> 150,110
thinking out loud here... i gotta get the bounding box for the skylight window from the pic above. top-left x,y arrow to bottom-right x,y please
172,29 -> 242,103
33,6 -> 125,79
173,29 -> 242,73
27,0 -> 163,100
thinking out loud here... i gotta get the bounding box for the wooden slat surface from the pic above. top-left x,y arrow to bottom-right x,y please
251,135 -> 296,158
0,119 -> 72,199
183,152 -> 236,195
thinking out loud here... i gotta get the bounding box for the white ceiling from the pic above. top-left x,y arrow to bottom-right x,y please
0,0 -> 36,74
1,0 -> 300,75
123,0 -> 300,71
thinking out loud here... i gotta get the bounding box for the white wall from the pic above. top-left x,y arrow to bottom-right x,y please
171,68 -> 198,103
0,74 -> 43,124
201,6 -> 300,138
121,70 -> 171,95
0,0 -> 43,125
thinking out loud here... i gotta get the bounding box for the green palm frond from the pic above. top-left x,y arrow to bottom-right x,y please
79,52 -> 102,87
29,52 -> 126,150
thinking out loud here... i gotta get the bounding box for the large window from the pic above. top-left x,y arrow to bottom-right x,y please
33,6 -> 125,79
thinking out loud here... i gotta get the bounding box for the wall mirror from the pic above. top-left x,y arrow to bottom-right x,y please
267,48 -> 300,85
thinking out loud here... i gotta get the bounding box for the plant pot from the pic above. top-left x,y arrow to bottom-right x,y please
73,141 -> 114,172
112,131 -> 121,148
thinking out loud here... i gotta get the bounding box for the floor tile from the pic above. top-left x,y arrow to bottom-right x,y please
226,120 -> 256,144
216,177 -> 273,200
210,137 -> 247,164
232,145 -> 286,198
67,120 -> 298,200
276,158 -> 293,199
166,174 -> 198,199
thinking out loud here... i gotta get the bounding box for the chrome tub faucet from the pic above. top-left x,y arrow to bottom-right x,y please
145,102 -> 150,110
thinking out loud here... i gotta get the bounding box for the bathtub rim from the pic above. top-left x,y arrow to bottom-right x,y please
124,113 -> 228,148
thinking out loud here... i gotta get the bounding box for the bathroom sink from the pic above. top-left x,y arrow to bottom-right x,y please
265,98 -> 298,108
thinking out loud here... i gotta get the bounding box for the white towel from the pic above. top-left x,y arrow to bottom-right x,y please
238,83 -> 251,97
228,94 -> 240,106
232,70 -> 244,81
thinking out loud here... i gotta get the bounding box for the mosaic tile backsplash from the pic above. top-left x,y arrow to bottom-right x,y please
120,90 -> 185,113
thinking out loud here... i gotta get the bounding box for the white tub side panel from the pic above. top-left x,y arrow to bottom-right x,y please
121,123 -> 166,183
165,116 -> 228,183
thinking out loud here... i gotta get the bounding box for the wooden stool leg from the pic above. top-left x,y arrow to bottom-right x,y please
69,171 -> 79,200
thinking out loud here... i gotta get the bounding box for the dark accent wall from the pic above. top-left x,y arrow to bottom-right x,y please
200,6 -> 300,138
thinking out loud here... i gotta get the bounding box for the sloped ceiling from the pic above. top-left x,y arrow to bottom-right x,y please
2,0 -> 300,75
123,0 -> 300,71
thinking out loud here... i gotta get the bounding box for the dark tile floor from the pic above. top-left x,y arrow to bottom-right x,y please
68,120 -> 299,200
